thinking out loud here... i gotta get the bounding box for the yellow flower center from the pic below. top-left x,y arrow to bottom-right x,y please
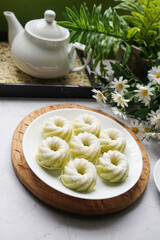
158,118 -> 160,123
141,89 -> 148,95
98,92 -> 103,98
118,83 -> 123,89
133,127 -> 139,133
144,127 -> 150,133
156,73 -> 160,78
118,96 -> 122,101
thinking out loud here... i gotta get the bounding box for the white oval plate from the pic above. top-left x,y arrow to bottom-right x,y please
153,159 -> 160,192
23,108 -> 143,200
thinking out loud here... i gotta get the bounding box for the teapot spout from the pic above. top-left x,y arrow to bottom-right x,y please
3,11 -> 23,45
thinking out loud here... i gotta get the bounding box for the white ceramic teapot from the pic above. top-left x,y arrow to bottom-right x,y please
4,10 -> 92,79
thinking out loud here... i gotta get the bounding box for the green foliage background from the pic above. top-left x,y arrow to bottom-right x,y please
0,0 -> 117,32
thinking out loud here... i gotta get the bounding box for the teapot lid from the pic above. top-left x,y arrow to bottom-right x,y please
25,10 -> 69,41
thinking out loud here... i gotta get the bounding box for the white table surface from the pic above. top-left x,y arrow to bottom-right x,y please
0,98 -> 160,240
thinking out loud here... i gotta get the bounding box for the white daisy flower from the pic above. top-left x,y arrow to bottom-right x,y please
147,109 -> 160,129
112,92 -> 130,108
92,89 -> 107,106
111,76 -> 129,93
134,83 -> 155,106
146,132 -> 160,141
129,119 -> 144,138
148,65 -> 160,84
111,107 -> 128,120
143,122 -> 152,133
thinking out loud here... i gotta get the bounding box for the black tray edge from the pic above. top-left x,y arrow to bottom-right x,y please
0,83 -> 94,98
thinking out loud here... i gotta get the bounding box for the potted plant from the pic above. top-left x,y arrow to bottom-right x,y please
58,1 -> 160,142
58,0 -> 160,77
115,0 -> 160,81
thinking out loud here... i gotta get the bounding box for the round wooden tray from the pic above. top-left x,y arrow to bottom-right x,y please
11,104 -> 150,216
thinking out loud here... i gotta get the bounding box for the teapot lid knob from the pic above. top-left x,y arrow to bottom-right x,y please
44,10 -> 56,23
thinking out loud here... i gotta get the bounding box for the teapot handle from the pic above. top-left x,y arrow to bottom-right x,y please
69,42 -> 92,72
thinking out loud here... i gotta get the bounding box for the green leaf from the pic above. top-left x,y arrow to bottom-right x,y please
110,62 -> 125,77
129,108 -> 151,120
92,4 -> 102,29
93,53 -> 101,69
66,7 -> 83,27
80,5 -> 90,29
84,32 -> 95,54
113,39 -> 122,55
57,21 -> 79,31
122,43 -> 131,65
112,10 -> 120,35
127,27 -> 139,41
94,33 -> 104,55
82,2 -> 92,25
78,31 -> 88,44
70,30 -> 82,42
150,103 -> 159,111
98,21 -> 105,32
102,37 -> 114,59
131,12 -> 148,28
114,0 -> 142,13
71,5 -> 80,19
62,12 -> 73,22
103,8 -> 113,33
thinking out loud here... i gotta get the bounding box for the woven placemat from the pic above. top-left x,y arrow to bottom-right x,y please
0,42 -> 91,86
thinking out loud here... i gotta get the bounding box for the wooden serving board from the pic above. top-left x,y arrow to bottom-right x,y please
11,104 -> 150,216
